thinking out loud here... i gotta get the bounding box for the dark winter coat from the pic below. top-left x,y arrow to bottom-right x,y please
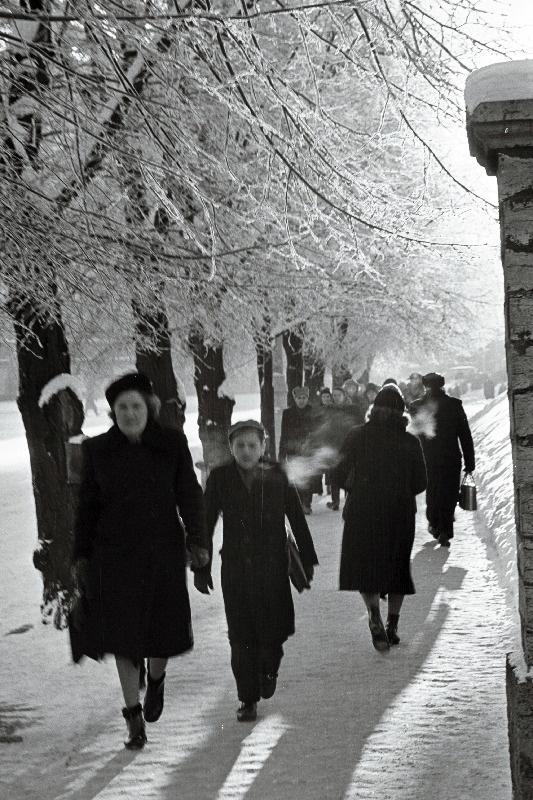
70,420 -> 206,663
200,460 -> 319,644
337,420 -> 427,593
278,405 -> 315,461
410,390 -> 475,479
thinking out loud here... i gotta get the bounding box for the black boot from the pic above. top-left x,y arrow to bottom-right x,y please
386,614 -> 400,645
143,671 -> 165,723
237,702 -> 257,722
368,607 -> 389,652
122,703 -> 147,750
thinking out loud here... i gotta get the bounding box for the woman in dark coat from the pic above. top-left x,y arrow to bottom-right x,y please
195,419 -> 318,722
70,372 -> 208,750
336,386 -> 427,651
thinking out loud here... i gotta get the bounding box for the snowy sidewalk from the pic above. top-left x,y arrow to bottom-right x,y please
1,489 -> 515,800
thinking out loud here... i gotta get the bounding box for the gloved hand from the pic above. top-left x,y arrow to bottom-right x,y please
194,571 -> 214,595
188,544 -> 209,570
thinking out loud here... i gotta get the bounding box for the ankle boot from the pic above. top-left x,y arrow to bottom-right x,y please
386,614 -> 400,645
122,703 -> 147,750
143,671 -> 165,723
368,607 -> 389,652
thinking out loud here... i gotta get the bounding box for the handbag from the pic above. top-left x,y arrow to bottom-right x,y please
286,527 -> 310,593
459,472 -> 477,511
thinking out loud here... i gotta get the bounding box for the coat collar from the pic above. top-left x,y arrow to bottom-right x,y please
98,419 -> 172,454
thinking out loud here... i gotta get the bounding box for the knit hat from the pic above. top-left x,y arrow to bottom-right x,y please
105,372 -> 154,406
228,419 -> 266,442
374,385 -> 406,412
422,372 -> 445,389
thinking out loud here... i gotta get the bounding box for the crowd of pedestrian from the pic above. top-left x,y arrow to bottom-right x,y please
68,367 -> 476,750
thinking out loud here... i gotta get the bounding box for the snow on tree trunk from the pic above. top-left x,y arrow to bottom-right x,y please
188,333 -> 234,473
282,328 -> 304,407
255,338 -> 275,459
10,298 -> 84,628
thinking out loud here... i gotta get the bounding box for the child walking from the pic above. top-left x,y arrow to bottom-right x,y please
194,420 -> 318,721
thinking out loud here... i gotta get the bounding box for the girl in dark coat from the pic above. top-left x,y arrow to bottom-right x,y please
70,372 -> 208,750
336,386 -> 427,651
195,419 -> 318,722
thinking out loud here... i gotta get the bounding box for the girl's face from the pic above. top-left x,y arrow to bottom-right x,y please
321,393 -> 332,406
114,390 -> 148,439
230,430 -> 265,470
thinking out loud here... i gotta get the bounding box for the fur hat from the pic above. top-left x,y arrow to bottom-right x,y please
422,372 -> 445,389
292,386 -> 309,399
374,385 -> 405,412
228,419 -> 266,442
105,372 -> 154,406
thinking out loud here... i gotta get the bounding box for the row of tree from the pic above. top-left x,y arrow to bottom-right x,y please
0,0 -> 507,623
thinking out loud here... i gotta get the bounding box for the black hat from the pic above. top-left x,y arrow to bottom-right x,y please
374,385 -> 405,412
105,372 -> 154,406
320,387 -> 332,395
228,419 -> 266,442
422,372 -> 445,389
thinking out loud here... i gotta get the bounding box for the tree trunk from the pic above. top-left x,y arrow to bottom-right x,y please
9,294 -> 84,628
188,333 -> 234,474
304,359 -> 325,405
256,338 -> 275,459
282,328 -> 304,406
133,302 -> 185,429
332,317 -> 352,389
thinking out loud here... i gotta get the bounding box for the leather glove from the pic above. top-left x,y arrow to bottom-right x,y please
188,544 -> 209,570
194,571 -> 214,595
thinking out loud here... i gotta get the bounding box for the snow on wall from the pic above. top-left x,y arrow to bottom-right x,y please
37,374 -> 83,409
465,59 -> 533,114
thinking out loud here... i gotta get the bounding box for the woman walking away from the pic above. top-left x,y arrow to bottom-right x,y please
336,386 -> 427,651
194,420 -> 318,722
69,372 -> 208,750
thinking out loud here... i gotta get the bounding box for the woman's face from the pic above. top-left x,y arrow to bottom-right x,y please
114,390 -> 148,439
321,393 -> 332,406
230,430 -> 265,471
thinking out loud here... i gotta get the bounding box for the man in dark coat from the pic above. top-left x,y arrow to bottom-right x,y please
278,386 -> 317,513
195,419 -> 318,722
70,372 -> 207,749
410,372 -> 475,547
326,387 -> 362,510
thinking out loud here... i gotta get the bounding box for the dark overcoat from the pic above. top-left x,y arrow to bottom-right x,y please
278,405 -> 314,461
201,460 -> 319,644
337,420 -> 427,593
70,420 -> 206,663
410,390 -> 475,526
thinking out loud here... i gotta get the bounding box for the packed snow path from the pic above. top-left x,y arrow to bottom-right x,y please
1,504 -> 514,799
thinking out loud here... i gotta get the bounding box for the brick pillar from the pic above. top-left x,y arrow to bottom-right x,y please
466,59 -> 533,800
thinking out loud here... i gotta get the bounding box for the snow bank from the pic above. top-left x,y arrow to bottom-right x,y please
469,394 -> 519,619
37,374 -> 83,409
465,59 -> 533,114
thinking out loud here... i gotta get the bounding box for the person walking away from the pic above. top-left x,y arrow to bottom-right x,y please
70,372 -> 208,750
195,420 -> 318,722
335,386 -> 427,650
278,386 -> 316,514
327,387 -> 362,511
410,372 -> 475,548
